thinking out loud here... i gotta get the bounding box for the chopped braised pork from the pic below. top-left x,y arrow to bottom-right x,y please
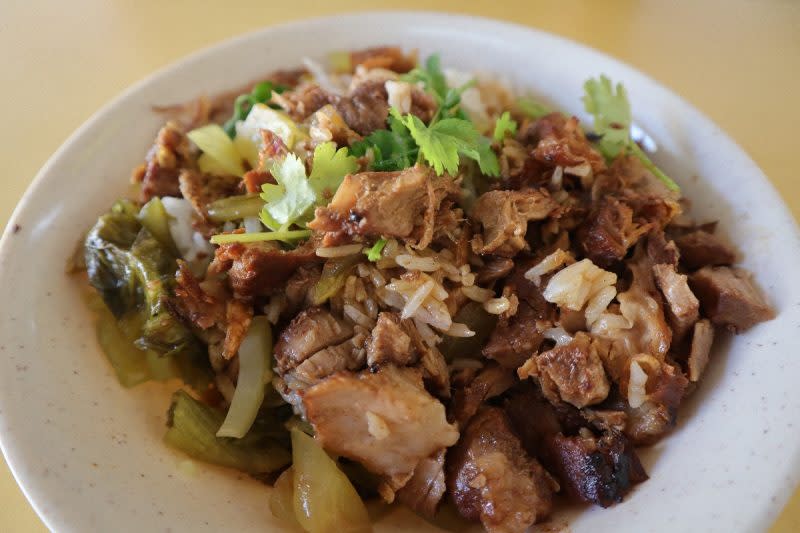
675,229 -> 737,270
689,266 -> 774,332
518,332 -> 610,409
366,312 -> 416,368
687,319 -> 714,382
470,189 -> 558,257
451,363 -> 517,427
396,449 -> 447,517
178,170 -> 240,220
309,166 -> 459,248
303,367 -> 459,498
273,307 -> 354,373
447,407 -> 555,533
208,239 -> 321,299
653,263 -> 700,342
134,122 -> 194,202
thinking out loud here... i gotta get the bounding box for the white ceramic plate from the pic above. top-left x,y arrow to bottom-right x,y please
2,11 -> 799,533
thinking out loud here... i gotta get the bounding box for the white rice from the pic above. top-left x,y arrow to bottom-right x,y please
161,197 -> 214,274
484,297 -> 511,315
462,285 -> 494,303
445,322 -> 476,338
627,360 -> 648,408
385,80 -> 413,114
344,304 -> 374,329
525,249 -> 573,286
413,318 -> 441,347
396,253 -> 439,272
243,216 -> 262,234
316,243 -> 363,258
400,280 -> 435,319
543,258 -> 617,313
543,326 -> 573,346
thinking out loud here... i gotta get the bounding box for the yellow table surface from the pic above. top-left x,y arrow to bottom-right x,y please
1,0 -> 798,531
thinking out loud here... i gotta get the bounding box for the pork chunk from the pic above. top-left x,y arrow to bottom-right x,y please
177,170 -> 240,220
274,307 -> 354,373
134,122 -> 195,202
209,239 -> 321,299
518,332 -> 610,409
470,189 -> 558,257
396,449 -> 447,517
675,230 -> 736,270
689,266 -> 774,332
309,166 -> 459,248
549,432 -> 648,508
303,367 -> 459,490
366,312 -> 416,368
451,363 -> 517,427
687,319 -> 714,382
447,407 -> 555,532
653,263 -> 700,341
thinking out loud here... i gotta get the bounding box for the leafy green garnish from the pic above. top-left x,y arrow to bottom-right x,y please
493,111 -> 518,142
390,108 -> 499,177
517,97 -> 551,120
260,153 -> 317,231
223,81 -> 286,138
402,54 -> 448,102
350,115 -> 419,171
583,75 -> 679,192
364,238 -> 387,262
308,142 -> 358,199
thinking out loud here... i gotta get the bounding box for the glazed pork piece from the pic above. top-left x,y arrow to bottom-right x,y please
81,46 -> 777,533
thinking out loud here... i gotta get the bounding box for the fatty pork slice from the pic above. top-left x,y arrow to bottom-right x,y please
308,165 -> 458,248
396,449 -> 447,517
302,366 -> 459,499
470,189 -> 558,258
446,407 -> 556,533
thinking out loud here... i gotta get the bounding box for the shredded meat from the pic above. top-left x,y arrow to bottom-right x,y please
470,189 -> 558,257
395,449 -> 447,517
687,319 -> 714,382
333,80 -> 390,136
273,307 -> 354,373
689,266 -> 774,332
577,197 -> 651,268
134,122 -> 195,202
208,238 -> 321,299
283,265 -> 321,317
303,367 -> 459,497
309,166 -> 459,248
178,170 -> 240,219
675,229 -> 737,270
653,263 -> 700,342
447,407 -> 555,532
518,332 -> 610,409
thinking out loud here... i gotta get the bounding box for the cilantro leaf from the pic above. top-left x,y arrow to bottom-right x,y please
402,54 -> 448,101
308,142 -> 358,200
582,76 -> 631,160
351,115 -> 419,171
583,75 -> 679,192
493,111 -> 518,142
517,97 -> 551,120
390,109 -> 499,177
364,238 -> 387,262
259,153 -> 316,230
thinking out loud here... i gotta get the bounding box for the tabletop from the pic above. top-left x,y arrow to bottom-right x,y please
1,0 -> 798,531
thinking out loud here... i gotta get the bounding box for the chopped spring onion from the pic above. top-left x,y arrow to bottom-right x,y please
364,238 -> 387,262
209,229 -> 312,245
164,390 -> 289,474
217,316 -> 273,438
187,124 -> 245,176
